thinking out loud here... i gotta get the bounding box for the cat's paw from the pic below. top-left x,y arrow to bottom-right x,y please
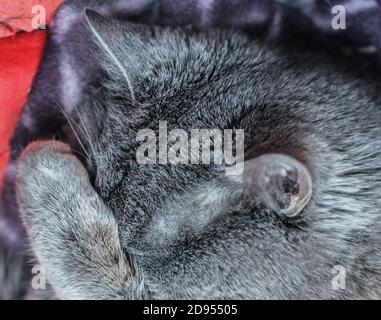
17,140 -> 87,196
16,141 -> 139,299
16,141 -> 89,235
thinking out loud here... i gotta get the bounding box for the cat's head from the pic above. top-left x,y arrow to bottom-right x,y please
17,10 -> 381,299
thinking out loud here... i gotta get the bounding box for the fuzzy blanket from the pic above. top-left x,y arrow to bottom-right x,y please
1,0 -> 381,299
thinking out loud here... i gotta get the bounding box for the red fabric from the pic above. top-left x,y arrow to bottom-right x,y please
0,1 -> 63,188
0,0 -> 60,37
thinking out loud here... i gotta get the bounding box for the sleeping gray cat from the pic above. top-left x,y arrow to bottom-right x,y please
15,9 -> 381,299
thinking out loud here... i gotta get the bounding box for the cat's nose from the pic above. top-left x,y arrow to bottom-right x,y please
229,153 -> 313,218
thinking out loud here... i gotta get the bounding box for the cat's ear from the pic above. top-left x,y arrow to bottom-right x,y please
230,154 -> 313,218
83,9 -> 152,102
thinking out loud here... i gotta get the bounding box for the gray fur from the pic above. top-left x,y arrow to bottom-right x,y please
17,141 -> 145,299
11,6 -> 381,299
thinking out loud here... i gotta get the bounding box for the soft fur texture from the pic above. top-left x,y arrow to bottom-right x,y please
17,141 -> 144,299
1,0 -> 381,299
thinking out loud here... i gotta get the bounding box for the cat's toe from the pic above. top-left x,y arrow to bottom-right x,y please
17,140 -> 86,193
17,140 -> 81,181
16,140 -> 88,232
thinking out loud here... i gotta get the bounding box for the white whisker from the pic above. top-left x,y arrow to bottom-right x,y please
73,104 -> 97,158
54,103 -> 89,159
